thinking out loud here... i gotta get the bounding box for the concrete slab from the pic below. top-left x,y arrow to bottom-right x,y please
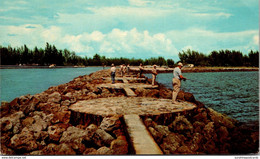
69,97 -> 197,116
123,114 -> 163,154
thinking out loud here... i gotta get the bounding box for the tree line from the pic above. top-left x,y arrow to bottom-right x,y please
179,49 -> 259,67
0,43 -> 259,67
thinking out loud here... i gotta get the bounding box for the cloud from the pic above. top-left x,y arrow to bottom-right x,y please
128,0 -> 154,6
253,35 -> 259,45
166,28 -> 259,54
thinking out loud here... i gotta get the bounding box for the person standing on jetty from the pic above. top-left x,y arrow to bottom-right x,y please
127,64 -> 130,75
152,65 -> 158,86
111,64 -> 116,84
172,62 -> 187,104
139,63 -> 144,78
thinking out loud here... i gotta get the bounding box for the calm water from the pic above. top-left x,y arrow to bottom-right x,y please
1,68 -> 259,124
0,67 -> 105,102
152,71 -> 259,124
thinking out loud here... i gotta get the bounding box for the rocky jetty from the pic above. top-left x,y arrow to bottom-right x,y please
0,69 -> 259,155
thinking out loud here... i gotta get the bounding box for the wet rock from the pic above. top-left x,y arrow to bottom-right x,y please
110,138 -> 128,155
47,92 -> 61,104
100,115 -> 121,132
93,128 -> 114,147
10,127 -> 38,152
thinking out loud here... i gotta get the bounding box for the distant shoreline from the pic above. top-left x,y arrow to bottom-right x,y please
0,65 -> 258,72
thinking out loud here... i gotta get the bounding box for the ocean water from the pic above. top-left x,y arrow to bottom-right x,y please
0,67 -> 105,102
1,68 -> 259,124
152,71 -> 259,124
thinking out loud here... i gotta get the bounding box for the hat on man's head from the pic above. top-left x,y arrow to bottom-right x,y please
177,62 -> 183,66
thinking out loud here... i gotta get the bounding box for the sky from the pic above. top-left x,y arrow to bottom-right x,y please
0,0 -> 259,61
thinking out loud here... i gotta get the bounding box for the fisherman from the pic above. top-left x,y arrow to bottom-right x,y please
172,62 -> 187,104
111,64 -> 116,84
126,64 -> 130,75
139,63 -> 144,78
152,65 -> 158,86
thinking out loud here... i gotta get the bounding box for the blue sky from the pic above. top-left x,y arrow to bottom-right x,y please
0,0 -> 259,61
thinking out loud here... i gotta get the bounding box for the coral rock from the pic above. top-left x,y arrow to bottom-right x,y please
110,138 -> 128,154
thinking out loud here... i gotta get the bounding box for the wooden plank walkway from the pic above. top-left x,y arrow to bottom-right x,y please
124,114 -> 163,154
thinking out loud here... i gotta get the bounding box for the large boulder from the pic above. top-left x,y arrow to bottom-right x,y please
48,123 -> 69,142
100,115 -> 121,132
60,126 -> 87,144
0,111 -> 24,134
169,115 -> 193,133
92,129 -> 114,147
160,133 -> 183,154
110,138 -> 128,154
84,124 -> 98,141
47,92 -> 61,104
10,127 -> 38,152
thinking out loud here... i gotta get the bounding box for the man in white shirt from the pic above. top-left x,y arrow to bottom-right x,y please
172,62 -> 187,104
111,64 -> 116,84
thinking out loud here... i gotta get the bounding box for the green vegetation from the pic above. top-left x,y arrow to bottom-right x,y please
0,43 -> 259,67
179,49 -> 259,67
